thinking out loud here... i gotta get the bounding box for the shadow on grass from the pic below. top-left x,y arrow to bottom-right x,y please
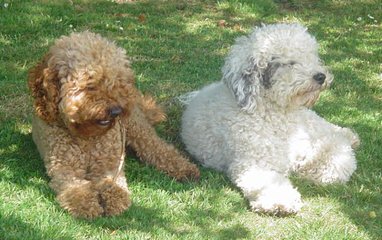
88,198 -> 250,239
293,177 -> 382,239
88,168 -> 251,239
0,213 -> 67,240
0,120 -> 48,190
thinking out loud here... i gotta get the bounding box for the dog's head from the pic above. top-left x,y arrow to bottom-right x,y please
222,23 -> 333,112
28,31 -> 137,137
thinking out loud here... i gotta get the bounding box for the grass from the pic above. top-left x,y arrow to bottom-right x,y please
0,0 -> 381,239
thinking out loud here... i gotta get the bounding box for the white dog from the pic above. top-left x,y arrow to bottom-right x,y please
181,23 -> 360,215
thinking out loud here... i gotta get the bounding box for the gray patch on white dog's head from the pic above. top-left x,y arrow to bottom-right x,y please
262,61 -> 281,89
237,61 -> 281,106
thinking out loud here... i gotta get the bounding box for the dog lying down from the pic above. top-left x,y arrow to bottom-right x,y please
29,31 -> 200,218
181,23 -> 359,215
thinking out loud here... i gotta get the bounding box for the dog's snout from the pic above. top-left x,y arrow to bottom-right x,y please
313,73 -> 326,85
109,106 -> 123,118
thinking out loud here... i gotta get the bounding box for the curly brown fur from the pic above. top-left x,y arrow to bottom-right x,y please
28,31 -> 199,219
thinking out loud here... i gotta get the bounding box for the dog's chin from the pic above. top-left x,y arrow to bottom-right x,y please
292,89 -> 321,108
67,120 -> 115,138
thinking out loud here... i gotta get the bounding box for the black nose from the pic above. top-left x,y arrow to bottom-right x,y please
313,73 -> 326,85
109,106 -> 122,118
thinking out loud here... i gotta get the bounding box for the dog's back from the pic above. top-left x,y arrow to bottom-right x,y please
181,82 -> 239,172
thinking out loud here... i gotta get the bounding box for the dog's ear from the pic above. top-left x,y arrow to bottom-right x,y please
28,54 -> 60,123
222,56 -> 264,112
223,54 -> 282,112
123,61 -> 136,85
113,60 -> 140,118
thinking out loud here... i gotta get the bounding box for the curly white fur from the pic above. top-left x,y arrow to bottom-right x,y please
181,23 -> 359,215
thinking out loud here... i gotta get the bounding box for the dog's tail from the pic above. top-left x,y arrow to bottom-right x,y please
177,90 -> 199,106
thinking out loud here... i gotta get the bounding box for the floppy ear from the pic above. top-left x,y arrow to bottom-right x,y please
223,52 -> 282,112
222,55 -> 264,112
28,54 -> 60,123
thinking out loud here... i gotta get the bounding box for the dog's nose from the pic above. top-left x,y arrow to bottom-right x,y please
109,106 -> 123,118
313,73 -> 326,85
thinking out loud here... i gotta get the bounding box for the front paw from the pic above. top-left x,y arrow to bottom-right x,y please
58,183 -> 103,219
170,161 -> 200,182
350,132 -> 360,150
95,178 -> 132,216
249,187 -> 303,216
342,128 -> 360,150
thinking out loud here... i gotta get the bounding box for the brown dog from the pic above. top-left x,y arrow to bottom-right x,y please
28,31 -> 199,219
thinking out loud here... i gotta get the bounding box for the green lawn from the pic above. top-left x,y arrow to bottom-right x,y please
0,0 -> 381,239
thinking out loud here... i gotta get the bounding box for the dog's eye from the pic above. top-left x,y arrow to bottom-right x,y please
86,86 -> 96,91
289,61 -> 297,65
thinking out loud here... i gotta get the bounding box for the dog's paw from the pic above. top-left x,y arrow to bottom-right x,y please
58,183 -> 103,219
350,132 -> 360,150
95,178 -> 132,216
171,162 -> 200,182
342,128 -> 360,150
249,186 -> 303,216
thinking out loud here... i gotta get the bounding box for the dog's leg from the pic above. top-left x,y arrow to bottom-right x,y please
32,117 -> 105,218
48,167 -> 105,219
50,167 -> 131,218
45,146 -> 131,218
333,126 -> 360,150
37,143 -> 130,219
124,106 -> 200,181
92,174 -> 131,217
230,165 -> 303,215
290,122 -> 358,184
295,143 -> 357,184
